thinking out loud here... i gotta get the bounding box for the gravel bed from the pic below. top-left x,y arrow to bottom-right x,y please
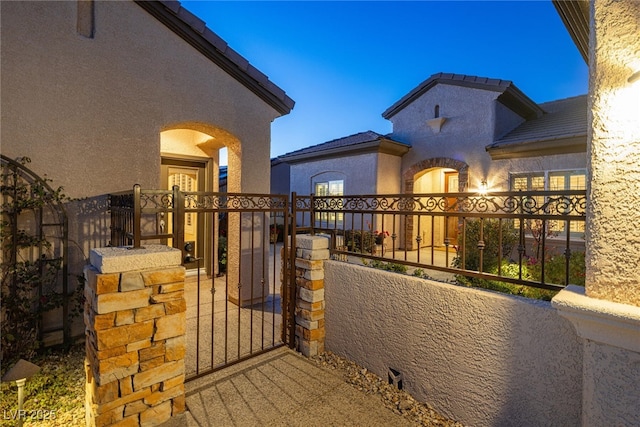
310,351 -> 465,427
0,345 -> 85,427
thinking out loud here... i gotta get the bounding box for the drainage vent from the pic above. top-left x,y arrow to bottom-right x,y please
388,368 -> 403,390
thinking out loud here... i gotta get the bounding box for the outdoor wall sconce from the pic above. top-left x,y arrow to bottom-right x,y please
1,359 -> 41,427
479,180 -> 488,195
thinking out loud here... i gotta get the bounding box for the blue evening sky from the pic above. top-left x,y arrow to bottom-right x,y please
181,1 -> 588,161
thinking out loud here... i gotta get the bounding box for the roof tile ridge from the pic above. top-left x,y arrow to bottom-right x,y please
156,0 -> 292,109
539,93 -> 588,106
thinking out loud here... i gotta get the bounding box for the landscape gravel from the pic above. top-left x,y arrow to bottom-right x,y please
3,345 -> 465,426
310,351 -> 465,427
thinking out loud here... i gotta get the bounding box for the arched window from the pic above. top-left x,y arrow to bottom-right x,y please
434,104 -> 440,118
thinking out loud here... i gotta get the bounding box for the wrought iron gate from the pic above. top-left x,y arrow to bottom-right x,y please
109,186 -> 295,381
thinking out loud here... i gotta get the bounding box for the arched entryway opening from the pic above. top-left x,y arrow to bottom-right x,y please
403,158 -> 469,250
160,123 -> 242,275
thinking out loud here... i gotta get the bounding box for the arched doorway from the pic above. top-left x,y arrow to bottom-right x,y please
403,158 -> 468,250
160,124 -> 241,274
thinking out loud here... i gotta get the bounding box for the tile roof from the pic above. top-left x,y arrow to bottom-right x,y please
486,94 -> 587,156
278,131 -> 409,162
382,72 -> 543,120
136,1 -> 294,115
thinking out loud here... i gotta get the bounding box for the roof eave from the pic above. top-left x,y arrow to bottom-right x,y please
382,74 -> 542,120
496,87 -> 545,120
486,135 -> 587,160
280,139 -> 409,164
136,1 -> 295,115
552,0 -> 589,63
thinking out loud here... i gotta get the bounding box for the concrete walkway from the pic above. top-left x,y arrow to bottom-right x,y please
164,347 -> 414,427
167,242 -> 453,426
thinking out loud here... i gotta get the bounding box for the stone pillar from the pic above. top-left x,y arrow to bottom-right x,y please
294,235 -> 329,357
84,245 -> 186,427
552,1 -> 640,425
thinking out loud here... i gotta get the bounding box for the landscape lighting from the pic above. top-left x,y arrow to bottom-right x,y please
1,359 -> 41,427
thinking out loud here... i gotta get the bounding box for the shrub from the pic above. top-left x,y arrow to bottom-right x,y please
344,229 -> 376,254
456,260 -> 558,301
363,259 -> 408,273
527,250 -> 585,286
453,218 -> 519,272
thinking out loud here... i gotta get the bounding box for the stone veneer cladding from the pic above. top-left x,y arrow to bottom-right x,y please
293,235 -> 329,357
84,247 -> 186,427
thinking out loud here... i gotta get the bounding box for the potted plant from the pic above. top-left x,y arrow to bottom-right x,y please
374,230 -> 389,245
270,224 -> 280,243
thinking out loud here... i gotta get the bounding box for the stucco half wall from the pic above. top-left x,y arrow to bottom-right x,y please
323,261 -> 582,427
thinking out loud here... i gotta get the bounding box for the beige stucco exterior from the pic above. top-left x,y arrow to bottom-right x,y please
324,261 -> 583,427
1,1 -> 280,199
586,0 -> 640,307
1,1 -> 292,325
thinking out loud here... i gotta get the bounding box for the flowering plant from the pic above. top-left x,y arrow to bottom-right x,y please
374,230 -> 389,243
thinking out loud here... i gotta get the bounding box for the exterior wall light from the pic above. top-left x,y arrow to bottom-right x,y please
479,180 -> 488,195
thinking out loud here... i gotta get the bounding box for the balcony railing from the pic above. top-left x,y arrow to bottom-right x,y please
292,190 -> 586,293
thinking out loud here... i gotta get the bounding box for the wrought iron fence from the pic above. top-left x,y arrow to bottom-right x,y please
292,190 -> 586,293
109,185 -> 296,378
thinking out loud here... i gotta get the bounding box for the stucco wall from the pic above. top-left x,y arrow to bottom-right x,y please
289,152 -> 379,196
388,83 -> 588,192
1,1 -> 278,199
376,153 -> 402,194
586,0 -> 640,306
324,261 -> 582,426
1,1 -> 284,333
391,85 -> 498,186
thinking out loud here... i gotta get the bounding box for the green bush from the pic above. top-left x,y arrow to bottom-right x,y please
453,218 -> 519,272
452,219 -> 587,301
456,260 -> 558,301
362,259 -> 408,273
528,250 -> 585,286
344,230 -> 376,253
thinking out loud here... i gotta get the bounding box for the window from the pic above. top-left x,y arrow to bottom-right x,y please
510,170 -> 586,235
314,180 -> 344,225
169,169 -> 197,230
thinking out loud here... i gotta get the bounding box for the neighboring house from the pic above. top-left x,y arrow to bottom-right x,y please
283,130 -> 410,197
270,158 -> 291,196
1,1 -> 293,338
278,72 -> 586,248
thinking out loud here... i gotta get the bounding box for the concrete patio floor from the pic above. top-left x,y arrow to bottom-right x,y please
169,242 -> 455,426
163,346 -> 415,427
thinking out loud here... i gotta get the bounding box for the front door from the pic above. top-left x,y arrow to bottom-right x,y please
444,171 -> 459,245
161,157 -> 211,270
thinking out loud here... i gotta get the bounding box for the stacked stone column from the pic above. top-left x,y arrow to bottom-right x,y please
84,246 -> 186,427
294,235 -> 329,357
